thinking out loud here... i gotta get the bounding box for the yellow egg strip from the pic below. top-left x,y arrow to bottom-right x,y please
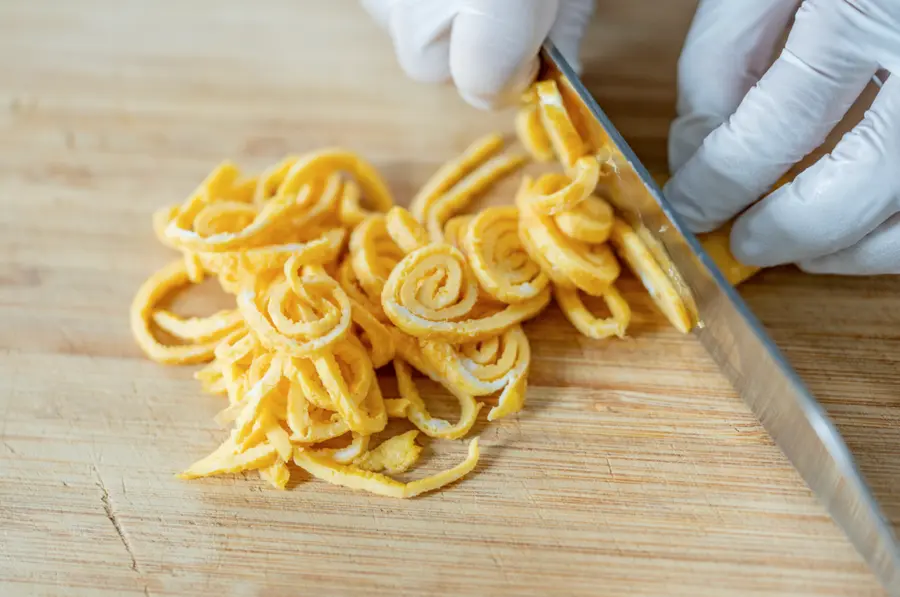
166,174 -> 304,253
213,357 -> 283,429
350,299 -> 395,369
130,259 -> 225,365
554,283 -> 631,339
518,185 -> 621,297
402,437 -> 480,498
179,438 -> 278,480
238,261 -> 353,357
425,153 -> 528,243
285,383 -> 350,443
535,80 -> 586,169
312,433 -> 371,464
463,206 -> 549,304
229,353 -> 284,447
515,102 -> 554,162
194,363 -> 227,395
384,398 -> 410,418
526,156 -> 600,215
183,252 -> 205,284
254,156 -> 299,205
293,448 -> 407,497
152,205 -> 181,249
553,195 -> 614,243
353,430 -> 422,475
420,325 -> 531,421
292,438 -> 479,499
290,172 -> 345,230
312,341 -> 387,435
258,460 -> 291,490
385,206 -> 428,254
388,326 -> 436,378
337,179 -> 371,227
337,257 -> 387,322
152,309 -> 244,344
193,201 -> 258,237
262,412 -> 294,462
394,359 -> 482,440
442,215 -> 472,250
382,244 -> 551,342
276,149 -> 394,214
349,215 -> 405,302
608,218 -> 692,334
285,355 -> 338,410
409,133 -> 504,223
197,227 -> 346,295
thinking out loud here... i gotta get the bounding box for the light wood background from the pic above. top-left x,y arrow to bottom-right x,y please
2,1 -> 899,596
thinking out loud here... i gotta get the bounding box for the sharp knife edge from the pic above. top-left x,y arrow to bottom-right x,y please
540,41 -> 900,594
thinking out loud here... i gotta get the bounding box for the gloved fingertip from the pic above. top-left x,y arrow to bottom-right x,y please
389,3 -> 453,84
662,177 -> 722,234
668,112 -> 724,174
457,57 -> 537,110
393,37 -> 452,84
728,213 -> 787,268
795,257 -> 833,275
450,0 -> 554,110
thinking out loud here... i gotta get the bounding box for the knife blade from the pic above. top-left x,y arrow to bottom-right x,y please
538,41 -> 900,593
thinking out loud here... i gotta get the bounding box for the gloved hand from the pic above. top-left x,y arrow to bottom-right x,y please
360,0 -> 594,110
665,0 -> 900,275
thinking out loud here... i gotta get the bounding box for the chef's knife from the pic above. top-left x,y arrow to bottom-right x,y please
538,41 -> 900,594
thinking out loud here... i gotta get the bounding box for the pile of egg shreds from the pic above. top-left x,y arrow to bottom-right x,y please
131,77 -> 756,498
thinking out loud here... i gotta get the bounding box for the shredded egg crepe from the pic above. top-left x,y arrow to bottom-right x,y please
132,80 -> 754,498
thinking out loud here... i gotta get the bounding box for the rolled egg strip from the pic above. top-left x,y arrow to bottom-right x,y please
385,206 -> 429,254
350,299 -> 395,369
442,215 -> 472,250
554,282 -> 631,339
152,309 -> 244,344
535,80 -> 586,169
421,325 -> 531,421
285,383 -> 350,443
518,186 -> 620,296
409,133 -> 504,223
526,156 -> 600,216
553,195 -> 614,243
515,102 -> 554,162
312,339 -> 386,435
293,438 -> 479,499
394,359 -> 482,440
381,244 -> 551,342
349,214 -> 405,302
337,257 -> 387,322
238,259 -> 352,357
424,153 -> 528,243
130,259 -> 226,365
275,148 -> 393,214
463,206 -> 549,304
197,227 -> 346,295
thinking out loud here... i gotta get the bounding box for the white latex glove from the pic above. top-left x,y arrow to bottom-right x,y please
665,0 -> 900,275
360,0 -> 594,110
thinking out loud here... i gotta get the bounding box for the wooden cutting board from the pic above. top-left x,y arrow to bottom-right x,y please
2,1 -> 899,595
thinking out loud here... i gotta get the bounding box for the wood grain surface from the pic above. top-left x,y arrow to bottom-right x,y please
2,1 -> 899,596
